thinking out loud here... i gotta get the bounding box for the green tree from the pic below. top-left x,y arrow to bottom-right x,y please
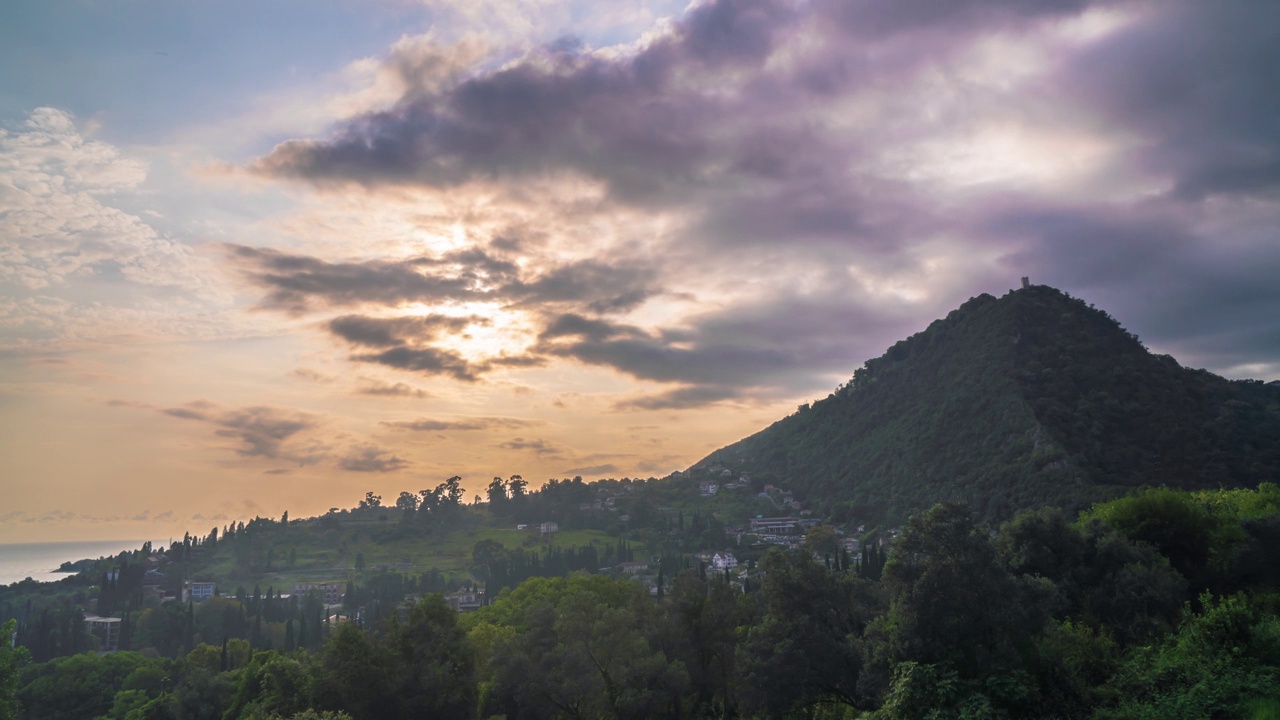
472,575 -> 687,720
738,550 -> 881,716
224,650 -> 317,720
394,492 -> 418,513
1,620 -> 28,720
1096,593 -> 1280,719
313,623 -> 395,720
486,478 -> 508,515
385,595 -> 477,718
804,525 -> 839,558
16,651 -> 158,720
664,570 -> 741,717
869,503 -> 1050,715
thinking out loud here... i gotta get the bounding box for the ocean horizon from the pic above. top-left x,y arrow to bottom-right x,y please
0,539 -> 153,586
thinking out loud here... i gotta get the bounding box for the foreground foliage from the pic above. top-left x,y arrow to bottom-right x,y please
8,487 -> 1280,719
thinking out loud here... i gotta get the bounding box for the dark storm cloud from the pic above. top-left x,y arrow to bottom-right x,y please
248,0 -> 1097,205
251,0 -> 804,202
815,0 -> 1095,38
535,298 -> 903,403
161,401 -> 318,459
1059,1 -> 1280,202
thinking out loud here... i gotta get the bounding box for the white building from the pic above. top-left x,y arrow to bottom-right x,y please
712,552 -> 738,569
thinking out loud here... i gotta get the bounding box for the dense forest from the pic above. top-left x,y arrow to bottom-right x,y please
702,285 -> 1280,526
4,485 -> 1280,719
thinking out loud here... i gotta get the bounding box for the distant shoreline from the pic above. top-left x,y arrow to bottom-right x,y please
0,539 -> 152,586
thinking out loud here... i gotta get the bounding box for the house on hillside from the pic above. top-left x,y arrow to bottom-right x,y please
540,521 -> 559,535
699,481 -> 719,496
445,591 -> 483,612
712,552 -> 738,569
749,517 -> 798,534
185,581 -> 215,602
293,583 -> 343,605
84,615 -> 121,652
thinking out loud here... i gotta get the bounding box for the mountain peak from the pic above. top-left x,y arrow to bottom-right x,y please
697,286 -> 1280,527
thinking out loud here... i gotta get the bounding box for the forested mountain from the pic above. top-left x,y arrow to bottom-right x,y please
699,285 -> 1280,525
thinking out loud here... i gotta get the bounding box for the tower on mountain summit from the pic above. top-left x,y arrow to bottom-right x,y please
1020,276 -> 1030,289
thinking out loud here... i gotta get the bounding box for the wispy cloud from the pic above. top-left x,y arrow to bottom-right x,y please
160,401 -> 323,461
338,444 -> 410,473
499,437 -> 562,456
383,416 -> 538,431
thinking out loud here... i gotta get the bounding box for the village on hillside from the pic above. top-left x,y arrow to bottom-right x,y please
65,464 -> 901,651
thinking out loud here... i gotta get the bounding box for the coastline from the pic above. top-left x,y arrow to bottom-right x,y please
0,539 -> 151,586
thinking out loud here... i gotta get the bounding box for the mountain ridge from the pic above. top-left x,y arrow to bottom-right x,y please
695,284 -> 1280,526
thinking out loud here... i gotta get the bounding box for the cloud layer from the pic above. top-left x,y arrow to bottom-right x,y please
0,109 -> 231,349
237,0 -> 1280,397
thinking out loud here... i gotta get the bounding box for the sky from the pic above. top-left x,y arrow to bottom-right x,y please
2,0 -> 1278,543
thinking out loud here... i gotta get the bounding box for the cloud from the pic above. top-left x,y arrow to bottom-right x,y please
225,244 -> 658,317
292,368 -> 335,383
328,313 -> 486,347
229,0 -> 1280,411
614,385 -> 738,410
382,416 -> 538,431
562,463 -> 618,476
338,444 -> 410,472
161,401 -> 321,460
249,0 -> 822,205
357,380 -> 431,398
221,244 -> 510,314
499,437 -> 562,455
351,345 -> 483,381
1058,2 -> 1280,202
0,108 -> 230,349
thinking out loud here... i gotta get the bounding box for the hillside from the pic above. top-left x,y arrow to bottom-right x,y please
697,285 -> 1280,526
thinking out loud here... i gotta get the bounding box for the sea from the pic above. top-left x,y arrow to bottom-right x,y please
0,540 -> 152,586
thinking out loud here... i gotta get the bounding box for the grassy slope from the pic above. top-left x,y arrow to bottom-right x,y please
182,510 -> 633,592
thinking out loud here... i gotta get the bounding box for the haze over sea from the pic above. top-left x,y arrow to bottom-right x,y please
0,540 -> 150,586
